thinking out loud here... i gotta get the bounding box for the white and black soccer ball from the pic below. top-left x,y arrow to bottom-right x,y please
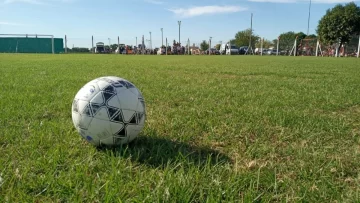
71,76 -> 146,147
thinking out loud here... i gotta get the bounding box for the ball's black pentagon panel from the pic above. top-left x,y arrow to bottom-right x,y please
111,110 -> 124,123
82,104 -> 93,117
90,92 -> 105,104
107,107 -> 119,119
136,112 -> 146,125
103,85 -> 116,93
90,103 -> 102,116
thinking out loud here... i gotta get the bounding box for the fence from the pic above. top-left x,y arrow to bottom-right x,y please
1,33 -> 359,58
0,34 -> 63,54
189,35 -> 360,58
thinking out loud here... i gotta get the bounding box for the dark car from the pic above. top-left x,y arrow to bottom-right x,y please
205,48 -> 220,55
239,46 -> 248,55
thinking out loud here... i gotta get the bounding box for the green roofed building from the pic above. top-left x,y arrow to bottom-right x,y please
0,37 -> 64,54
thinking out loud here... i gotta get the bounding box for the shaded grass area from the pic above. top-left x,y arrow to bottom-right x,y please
0,54 -> 359,202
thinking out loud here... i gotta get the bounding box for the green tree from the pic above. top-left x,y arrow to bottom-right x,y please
215,44 -> 221,50
278,31 -> 307,51
200,40 -> 209,51
69,47 -> 90,53
255,39 -> 274,48
317,2 -> 360,55
231,29 -> 260,48
110,44 -> 118,51
305,34 -> 317,39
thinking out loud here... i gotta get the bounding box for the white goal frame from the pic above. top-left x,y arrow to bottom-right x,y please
0,34 -> 55,54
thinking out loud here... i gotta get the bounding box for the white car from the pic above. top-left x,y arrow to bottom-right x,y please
157,48 -> 166,55
220,44 -> 239,55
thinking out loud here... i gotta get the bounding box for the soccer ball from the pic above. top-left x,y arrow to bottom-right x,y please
71,76 -> 146,147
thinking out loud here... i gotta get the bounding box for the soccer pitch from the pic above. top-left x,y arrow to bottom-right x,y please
0,54 -> 359,202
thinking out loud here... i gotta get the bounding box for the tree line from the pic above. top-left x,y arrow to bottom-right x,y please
200,2 -> 360,54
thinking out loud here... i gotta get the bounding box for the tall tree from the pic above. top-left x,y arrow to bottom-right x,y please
200,40 -> 209,51
231,28 -> 260,48
317,2 -> 360,55
278,31 -> 307,51
110,44 -> 118,51
215,44 -> 221,50
255,39 -> 274,48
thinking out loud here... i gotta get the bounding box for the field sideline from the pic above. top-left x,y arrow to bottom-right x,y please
0,54 -> 359,202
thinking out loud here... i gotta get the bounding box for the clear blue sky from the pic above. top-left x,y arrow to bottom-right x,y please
0,0 -> 359,48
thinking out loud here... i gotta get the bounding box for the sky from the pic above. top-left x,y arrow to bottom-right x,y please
0,0 -> 359,48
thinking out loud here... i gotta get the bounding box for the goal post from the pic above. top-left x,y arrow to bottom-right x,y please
297,38 -> 318,56
357,35 -> 360,58
289,36 -> 298,56
0,34 -> 55,54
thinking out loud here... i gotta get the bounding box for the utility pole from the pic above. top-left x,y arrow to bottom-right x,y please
246,13 -> 254,55
178,21 -> 181,44
166,38 -> 168,55
209,37 -> 212,55
117,36 -> 120,54
149,32 -> 152,50
307,0 -> 312,36
357,35 -> 360,58
65,35 -> 67,53
161,28 -> 163,47
136,37 -> 137,47
92,36 -> 94,53
187,38 -> 190,55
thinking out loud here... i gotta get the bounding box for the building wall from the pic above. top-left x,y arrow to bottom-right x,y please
0,37 -> 64,53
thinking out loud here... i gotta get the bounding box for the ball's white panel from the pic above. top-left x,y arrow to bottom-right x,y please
126,125 -> 143,142
122,109 -> 136,122
77,100 -> 91,113
87,118 -> 112,143
72,112 -> 93,130
107,95 -> 121,108
105,76 -> 124,81
74,83 -> 99,101
87,134 -> 101,146
78,128 -> 87,138
138,90 -> 144,99
90,92 -> 104,104
77,128 -> 101,146
136,99 -> 145,113
97,80 -> 111,91
99,136 -> 116,146
94,107 -> 110,121
128,87 -> 142,98
102,136 -> 129,146
118,89 -> 139,111
110,122 -> 124,134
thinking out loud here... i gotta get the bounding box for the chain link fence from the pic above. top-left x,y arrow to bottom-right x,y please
2,33 -> 357,57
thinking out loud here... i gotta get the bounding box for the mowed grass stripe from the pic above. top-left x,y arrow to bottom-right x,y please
0,54 -> 359,202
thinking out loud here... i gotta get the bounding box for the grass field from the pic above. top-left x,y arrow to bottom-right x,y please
0,54 -> 359,202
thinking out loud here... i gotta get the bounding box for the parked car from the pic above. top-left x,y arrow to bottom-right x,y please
219,44 -> 239,55
157,47 -> 166,55
239,46 -> 248,55
266,49 -> 278,55
205,48 -> 220,55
